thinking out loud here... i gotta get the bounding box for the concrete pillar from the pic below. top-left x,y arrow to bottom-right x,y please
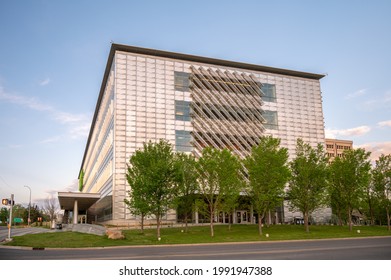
250,205 -> 254,224
195,209 -> 199,224
73,199 -> 78,224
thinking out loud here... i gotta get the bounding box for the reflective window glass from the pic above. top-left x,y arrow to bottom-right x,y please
263,110 -> 278,129
175,100 -> 191,121
174,71 -> 190,91
261,83 -> 277,102
175,130 -> 192,152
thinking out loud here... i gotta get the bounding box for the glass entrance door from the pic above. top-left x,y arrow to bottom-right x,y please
236,211 -> 248,224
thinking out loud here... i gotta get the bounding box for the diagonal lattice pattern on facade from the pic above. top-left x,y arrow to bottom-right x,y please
189,66 -> 265,158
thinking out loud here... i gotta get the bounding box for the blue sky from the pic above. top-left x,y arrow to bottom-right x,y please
0,0 -> 390,207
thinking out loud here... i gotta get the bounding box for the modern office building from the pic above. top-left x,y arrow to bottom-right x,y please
326,138 -> 353,160
59,43 -> 327,225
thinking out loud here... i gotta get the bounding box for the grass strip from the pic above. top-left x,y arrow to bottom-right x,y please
4,224 -> 391,248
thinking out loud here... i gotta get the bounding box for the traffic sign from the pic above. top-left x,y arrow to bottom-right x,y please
13,218 -> 23,223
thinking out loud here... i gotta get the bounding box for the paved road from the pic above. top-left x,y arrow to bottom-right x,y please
0,226 -> 51,242
1,236 -> 390,260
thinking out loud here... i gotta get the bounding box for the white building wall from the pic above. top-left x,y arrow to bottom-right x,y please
82,64 -> 114,196
87,49 -> 327,225
261,74 -> 325,159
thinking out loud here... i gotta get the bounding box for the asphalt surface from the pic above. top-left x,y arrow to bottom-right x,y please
1,235 -> 390,260
0,226 -> 52,242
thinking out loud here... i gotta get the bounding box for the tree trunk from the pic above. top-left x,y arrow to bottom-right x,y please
156,214 -> 161,239
141,213 -> 145,233
184,211 -> 189,232
387,207 -> 390,232
228,213 -> 232,231
368,198 -> 375,225
348,207 -> 353,231
304,212 -> 309,233
337,208 -> 343,226
258,213 -> 263,235
266,210 -> 271,227
210,205 -> 214,237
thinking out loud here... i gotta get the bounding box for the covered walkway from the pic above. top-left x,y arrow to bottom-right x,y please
58,192 -> 100,224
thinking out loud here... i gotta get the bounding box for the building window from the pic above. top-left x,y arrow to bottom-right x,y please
174,71 -> 190,91
175,100 -> 191,121
263,110 -> 278,129
175,130 -> 192,152
261,83 -> 276,102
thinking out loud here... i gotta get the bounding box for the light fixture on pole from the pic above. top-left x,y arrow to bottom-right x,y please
24,185 -> 31,226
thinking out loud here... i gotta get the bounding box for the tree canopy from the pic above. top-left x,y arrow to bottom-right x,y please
173,152 -> 199,231
328,148 -> 371,231
196,147 -> 242,237
287,139 -> 329,232
125,139 -> 177,238
372,154 -> 391,230
244,135 -> 290,235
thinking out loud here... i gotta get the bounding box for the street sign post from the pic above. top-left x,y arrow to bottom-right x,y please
6,194 -> 14,241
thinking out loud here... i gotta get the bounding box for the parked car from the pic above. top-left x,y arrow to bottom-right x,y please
293,217 -> 311,225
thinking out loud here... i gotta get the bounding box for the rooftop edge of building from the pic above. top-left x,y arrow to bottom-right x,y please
110,43 -> 326,80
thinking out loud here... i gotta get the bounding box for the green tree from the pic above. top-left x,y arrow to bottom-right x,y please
124,179 -> 151,233
362,180 -> 379,225
0,207 -> 8,224
287,139 -> 329,233
220,169 -> 243,231
328,157 -> 348,226
244,136 -> 290,235
125,139 -> 177,238
329,148 -> 371,231
173,152 -> 199,232
372,154 -> 391,231
196,147 -> 242,237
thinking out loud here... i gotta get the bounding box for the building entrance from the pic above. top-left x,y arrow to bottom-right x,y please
236,210 -> 249,224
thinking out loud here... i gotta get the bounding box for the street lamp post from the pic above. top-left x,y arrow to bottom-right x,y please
24,185 -> 31,226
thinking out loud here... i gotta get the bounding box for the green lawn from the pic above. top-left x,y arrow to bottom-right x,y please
4,224 -> 391,248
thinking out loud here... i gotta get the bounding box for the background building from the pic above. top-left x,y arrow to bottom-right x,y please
326,138 -> 353,160
75,44 -> 326,225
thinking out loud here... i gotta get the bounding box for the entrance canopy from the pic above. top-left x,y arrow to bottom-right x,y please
58,192 -> 101,211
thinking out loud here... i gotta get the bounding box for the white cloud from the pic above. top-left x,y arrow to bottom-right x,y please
355,141 -> 391,161
69,123 -> 91,139
0,86 -> 91,141
0,89 -> 53,112
34,180 -> 79,207
40,136 -> 61,144
325,125 -> 371,139
40,78 -> 50,86
378,120 -> 391,128
358,89 -> 391,111
55,111 -> 89,124
345,88 -> 367,100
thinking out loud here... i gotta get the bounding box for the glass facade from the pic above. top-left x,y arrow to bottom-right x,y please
263,110 -> 278,129
261,83 -> 276,102
175,130 -> 192,152
175,100 -> 191,121
174,71 -> 190,91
